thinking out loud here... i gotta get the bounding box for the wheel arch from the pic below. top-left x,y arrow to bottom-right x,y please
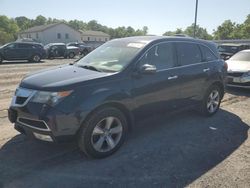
79,102 -> 134,133
210,81 -> 225,98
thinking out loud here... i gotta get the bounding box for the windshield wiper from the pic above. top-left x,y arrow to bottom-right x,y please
78,65 -> 102,72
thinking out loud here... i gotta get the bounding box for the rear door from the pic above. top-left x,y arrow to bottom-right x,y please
132,42 -> 182,117
16,43 -> 32,59
175,42 -> 209,106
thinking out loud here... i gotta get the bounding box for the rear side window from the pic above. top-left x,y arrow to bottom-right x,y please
176,42 -> 202,66
140,42 -> 176,70
200,45 -> 217,61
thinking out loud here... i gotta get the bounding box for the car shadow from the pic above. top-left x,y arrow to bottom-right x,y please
0,109 -> 249,187
226,87 -> 250,97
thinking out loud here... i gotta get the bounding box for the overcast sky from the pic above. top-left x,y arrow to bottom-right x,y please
0,0 -> 250,35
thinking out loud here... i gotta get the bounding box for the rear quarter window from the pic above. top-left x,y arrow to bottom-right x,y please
200,45 -> 217,62
176,42 -> 202,66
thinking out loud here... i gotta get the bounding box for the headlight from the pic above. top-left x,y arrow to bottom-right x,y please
30,90 -> 73,105
243,71 -> 250,77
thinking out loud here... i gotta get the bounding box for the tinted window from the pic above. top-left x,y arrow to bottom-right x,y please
140,43 -> 176,70
6,43 -> 17,49
176,42 -> 202,66
200,45 -> 217,61
17,43 -> 32,49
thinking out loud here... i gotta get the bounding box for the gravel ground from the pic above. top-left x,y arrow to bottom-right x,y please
0,59 -> 249,188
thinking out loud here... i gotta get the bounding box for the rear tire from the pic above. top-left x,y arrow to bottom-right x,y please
78,107 -> 128,159
200,85 -> 222,116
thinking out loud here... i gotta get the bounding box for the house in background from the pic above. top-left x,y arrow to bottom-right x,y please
18,23 -> 81,45
80,30 -> 110,48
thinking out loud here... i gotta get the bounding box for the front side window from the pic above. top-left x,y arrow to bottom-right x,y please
76,40 -> 147,72
176,42 -> 202,66
139,43 -> 176,70
6,43 -> 16,49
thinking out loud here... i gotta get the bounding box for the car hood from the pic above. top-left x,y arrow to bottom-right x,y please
226,60 -> 250,72
20,65 -> 111,91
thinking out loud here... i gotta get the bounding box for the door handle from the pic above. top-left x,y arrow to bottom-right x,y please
203,68 -> 210,72
168,75 -> 178,80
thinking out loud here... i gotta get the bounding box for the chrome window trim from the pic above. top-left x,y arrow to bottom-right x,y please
156,61 -> 214,73
135,40 -> 218,72
17,117 -> 51,132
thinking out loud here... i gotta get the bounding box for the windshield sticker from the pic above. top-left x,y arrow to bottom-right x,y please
127,43 -> 145,48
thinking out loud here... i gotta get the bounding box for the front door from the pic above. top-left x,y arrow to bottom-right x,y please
132,42 -> 181,118
3,43 -> 18,60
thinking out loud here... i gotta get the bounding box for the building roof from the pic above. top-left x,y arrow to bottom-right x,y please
19,23 -> 81,34
80,30 -> 110,37
19,23 -> 61,34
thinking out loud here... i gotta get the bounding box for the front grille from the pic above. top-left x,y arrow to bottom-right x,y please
18,117 -> 49,130
227,72 -> 244,77
16,97 -> 28,105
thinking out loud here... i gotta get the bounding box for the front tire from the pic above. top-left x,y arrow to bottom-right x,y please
78,107 -> 128,159
200,85 -> 222,116
31,54 -> 41,63
68,52 -> 75,59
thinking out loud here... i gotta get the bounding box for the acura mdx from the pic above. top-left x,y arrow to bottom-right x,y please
8,36 -> 227,158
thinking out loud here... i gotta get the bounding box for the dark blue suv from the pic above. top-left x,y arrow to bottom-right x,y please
8,36 -> 227,158
0,42 -> 46,63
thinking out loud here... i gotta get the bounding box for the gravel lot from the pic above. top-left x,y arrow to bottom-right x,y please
0,59 -> 249,187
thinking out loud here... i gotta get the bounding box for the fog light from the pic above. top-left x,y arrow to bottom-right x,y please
33,133 -> 53,142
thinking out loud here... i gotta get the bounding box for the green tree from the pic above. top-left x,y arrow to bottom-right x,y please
185,24 -> 212,39
15,16 -> 31,31
0,15 -> 19,44
213,20 -> 236,39
33,15 -> 47,26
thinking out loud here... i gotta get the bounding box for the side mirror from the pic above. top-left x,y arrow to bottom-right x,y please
140,64 -> 157,74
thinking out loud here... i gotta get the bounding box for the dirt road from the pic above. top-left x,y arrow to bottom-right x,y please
0,59 -> 249,187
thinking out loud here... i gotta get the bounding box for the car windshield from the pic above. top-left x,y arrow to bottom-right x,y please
218,45 -> 239,53
230,51 -> 250,61
76,40 -> 146,72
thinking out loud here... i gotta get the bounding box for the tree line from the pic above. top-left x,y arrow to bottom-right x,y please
0,14 -> 249,45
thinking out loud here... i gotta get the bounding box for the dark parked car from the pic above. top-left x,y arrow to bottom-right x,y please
44,43 -> 79,59
0,42 -> 46,63
67,42 -> 92,56
8,36 -> 227,158
226,49 -> 250,88
218,43 -> 250,60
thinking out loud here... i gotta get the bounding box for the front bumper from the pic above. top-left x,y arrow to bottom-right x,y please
227,75 -> 250,89
8,100 -> 85,143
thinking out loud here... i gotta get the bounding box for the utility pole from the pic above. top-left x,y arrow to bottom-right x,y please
193,0 -> 198,38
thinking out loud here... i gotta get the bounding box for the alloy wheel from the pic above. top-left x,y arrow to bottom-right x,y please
33,55 -> 40,62
91,116 -> 123,152
207,90 -> 220,113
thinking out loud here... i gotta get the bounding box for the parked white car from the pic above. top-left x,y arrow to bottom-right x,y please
226,49 -> 250,88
